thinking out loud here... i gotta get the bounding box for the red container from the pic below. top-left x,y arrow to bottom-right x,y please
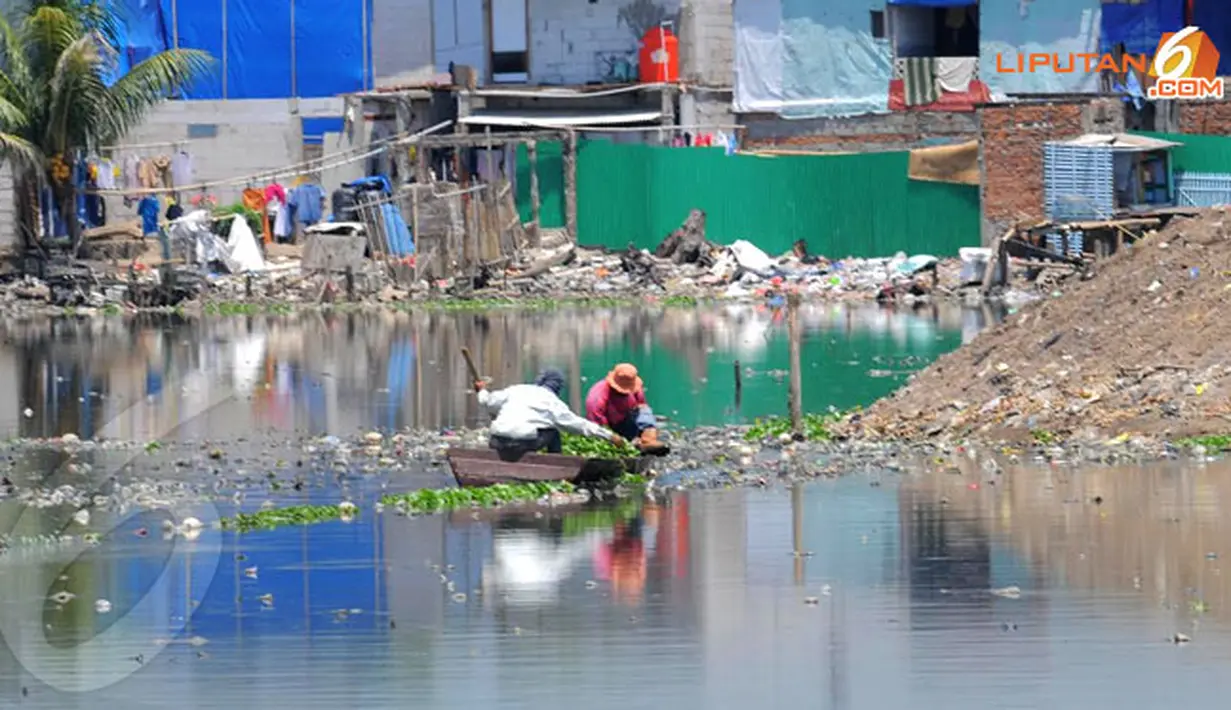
639,27 -> 679,83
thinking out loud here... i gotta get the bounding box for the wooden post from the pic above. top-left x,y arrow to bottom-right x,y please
733,359 -> 742,410
527,140 -> 542,248
787,292 -> 803,437
484,127 -> 495,190
563,130 -> 578,242
393,99 -> 412,186
415,145 -> 430,183
982,226 -> 1014,294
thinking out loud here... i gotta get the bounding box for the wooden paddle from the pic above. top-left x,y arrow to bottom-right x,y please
460,347 -> 483,390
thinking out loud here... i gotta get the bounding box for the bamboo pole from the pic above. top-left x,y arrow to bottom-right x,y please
787,292 -> 803,436
733,359 -> 742,410
563,130 -> 578,242
527,140 -> 541,248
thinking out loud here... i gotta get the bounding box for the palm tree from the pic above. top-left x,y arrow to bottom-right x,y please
0,0 -> 211,254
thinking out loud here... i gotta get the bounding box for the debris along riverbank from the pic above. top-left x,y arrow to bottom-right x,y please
0,211 -> 1059,315
840,208 -> 1231,450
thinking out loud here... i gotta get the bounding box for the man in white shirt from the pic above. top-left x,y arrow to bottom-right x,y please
476,369 -> 625,461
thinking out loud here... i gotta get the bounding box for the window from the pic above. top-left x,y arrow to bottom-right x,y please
871,10 -> 886,40
890,3 -> 980,59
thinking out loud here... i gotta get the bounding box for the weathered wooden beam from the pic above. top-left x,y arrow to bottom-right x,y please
527,139 -> 541,248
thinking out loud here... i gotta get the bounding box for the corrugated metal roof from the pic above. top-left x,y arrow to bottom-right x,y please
1052,133 -> 1183,151
459,110 -> 664,128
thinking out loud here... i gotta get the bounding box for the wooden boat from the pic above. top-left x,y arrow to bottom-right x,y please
446,447 -> 647,488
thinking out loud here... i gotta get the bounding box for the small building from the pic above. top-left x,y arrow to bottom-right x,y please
1043,133 -> 1180,223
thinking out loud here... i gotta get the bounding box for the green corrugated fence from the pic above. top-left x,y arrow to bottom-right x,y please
1133,131 -> 1231,173
514,141 -> 565,229
514,139 -> 981,257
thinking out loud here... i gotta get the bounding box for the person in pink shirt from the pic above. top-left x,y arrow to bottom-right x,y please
585,363 -> 668,454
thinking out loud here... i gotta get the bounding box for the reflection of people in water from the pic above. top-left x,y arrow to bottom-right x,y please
594,515 -> 648,605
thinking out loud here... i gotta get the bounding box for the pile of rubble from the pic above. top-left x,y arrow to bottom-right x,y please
841,208 -> 1231,447
479,210 -> 977,302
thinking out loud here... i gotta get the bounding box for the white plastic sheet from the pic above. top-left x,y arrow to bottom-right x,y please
227,216 -> 266,273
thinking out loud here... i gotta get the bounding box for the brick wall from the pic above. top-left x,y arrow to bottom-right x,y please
529,0 -> 681,84
979,99 -> 1124,243
1178,100 -> 1231,134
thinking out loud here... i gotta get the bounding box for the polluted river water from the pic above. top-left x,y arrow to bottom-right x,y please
3,303 -> 1227,707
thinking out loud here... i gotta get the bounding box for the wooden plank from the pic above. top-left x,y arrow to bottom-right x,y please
787,292 -> 803,435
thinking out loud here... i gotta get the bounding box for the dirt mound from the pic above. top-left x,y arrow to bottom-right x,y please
844,208 -> 1231,444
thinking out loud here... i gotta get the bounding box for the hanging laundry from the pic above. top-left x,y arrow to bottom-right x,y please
241,188 -> 270,244
263,183 -> 286,205
165,201 -> 184,222
123,154 -> 140,190
138,158 -> 159,188
288,182 -> 324,227
241,187 -> 266,214
171,150 -> 193,188
94,158 -> 116,190
901,57 -> 940,107
935,57 -> 977,93
137,195 -> 160,236
274,197 -> 294,242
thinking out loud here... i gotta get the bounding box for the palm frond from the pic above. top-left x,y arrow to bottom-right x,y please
0,130 -> 44,176
0,15 -> 32,90
22,5 -> 82,69
104,48 -> 213,137
0,92 -> 31,132
44,30 -> 103,153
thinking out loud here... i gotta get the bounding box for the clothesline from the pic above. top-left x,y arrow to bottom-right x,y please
89,120 -> 454,197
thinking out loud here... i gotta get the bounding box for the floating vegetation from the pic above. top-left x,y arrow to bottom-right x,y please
380,481 -> 577,514
560,432 -> 639,459
220,476 -> 653,533
1176,434 -> 1231,451
1030,429 -> 1059,445
220,504 -> 353,532
202,301 -> 294,316
744,411 -> 844,442
660,295 -> 702,307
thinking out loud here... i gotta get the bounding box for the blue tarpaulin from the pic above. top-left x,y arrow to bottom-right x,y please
1099,0 -> 1184,58
1193,0 -> 1231,77
104,0 -> 375,99
887,0 -> 976,5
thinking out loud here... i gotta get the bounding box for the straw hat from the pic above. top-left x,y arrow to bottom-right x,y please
606,363 -> 642,395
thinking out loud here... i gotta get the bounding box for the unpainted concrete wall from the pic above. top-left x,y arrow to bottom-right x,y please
741,112 -> 979,152
529,0 -> 682,85
372,0 -> 437,87
105,98 -> 344,222
680,0 -> 734,87
978,98 -> 1123,244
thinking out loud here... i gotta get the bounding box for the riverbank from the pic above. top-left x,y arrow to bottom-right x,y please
839,207 -> 1231,452
0,241 -> 1053,318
